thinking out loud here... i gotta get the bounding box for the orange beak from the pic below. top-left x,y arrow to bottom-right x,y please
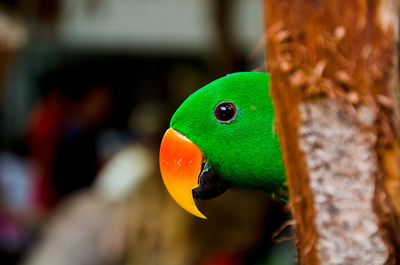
159,128 -> 206,219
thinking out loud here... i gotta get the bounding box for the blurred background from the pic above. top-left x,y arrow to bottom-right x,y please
0,0 -> 295,264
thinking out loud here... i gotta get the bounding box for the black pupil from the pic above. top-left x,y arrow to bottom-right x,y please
216,103 -> 235,121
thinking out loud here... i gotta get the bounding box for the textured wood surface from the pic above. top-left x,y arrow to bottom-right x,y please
264,0 -> 399,264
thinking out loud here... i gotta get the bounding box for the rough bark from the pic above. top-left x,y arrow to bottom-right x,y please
264,0 -> 400,264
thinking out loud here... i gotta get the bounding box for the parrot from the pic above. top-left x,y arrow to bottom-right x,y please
159,72 -> 286,219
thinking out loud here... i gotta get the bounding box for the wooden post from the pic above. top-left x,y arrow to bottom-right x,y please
264,0 -> 400,264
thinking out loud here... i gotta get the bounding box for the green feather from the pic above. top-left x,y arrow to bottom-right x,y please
170,72 -> 287,199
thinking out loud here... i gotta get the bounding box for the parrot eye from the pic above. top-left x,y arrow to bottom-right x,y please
214,102 -> 237,123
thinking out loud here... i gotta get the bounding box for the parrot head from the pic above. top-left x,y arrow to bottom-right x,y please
159,72 -> 286,219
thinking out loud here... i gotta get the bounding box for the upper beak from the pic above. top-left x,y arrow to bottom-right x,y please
159,128 -> 206,219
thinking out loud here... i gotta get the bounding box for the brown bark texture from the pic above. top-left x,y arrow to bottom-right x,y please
264,0 -> 400,264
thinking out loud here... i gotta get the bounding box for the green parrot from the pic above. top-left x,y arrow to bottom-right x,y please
159,72 -> 286,219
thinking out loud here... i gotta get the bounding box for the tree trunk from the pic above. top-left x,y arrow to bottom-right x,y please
264,0 -> 400,264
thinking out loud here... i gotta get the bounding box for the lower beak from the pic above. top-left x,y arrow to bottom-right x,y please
159,128 -> 206,219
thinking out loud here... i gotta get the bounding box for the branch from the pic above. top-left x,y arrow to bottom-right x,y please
264,0 -> 400,264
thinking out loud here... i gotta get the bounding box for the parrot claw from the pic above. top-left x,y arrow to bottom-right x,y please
192,162 -> 230,200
